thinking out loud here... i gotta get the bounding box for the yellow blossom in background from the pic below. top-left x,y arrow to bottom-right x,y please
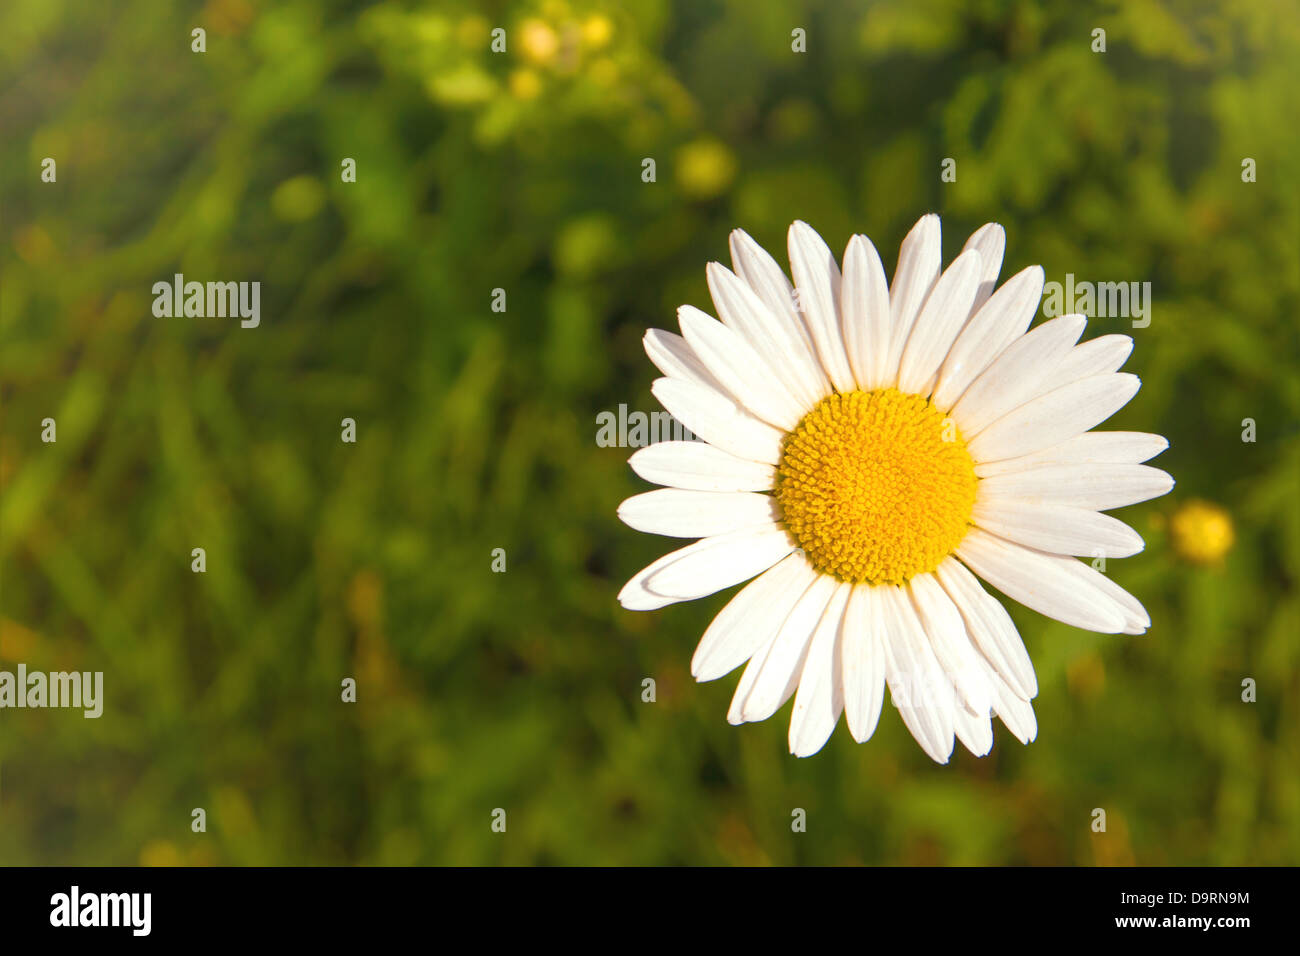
271,175 -> 326,222
581,14 -> 613,50
1169,499 -> 1235,566
520,18 -> 560,65
510,68 -> 543,100
675,138 -> 736,199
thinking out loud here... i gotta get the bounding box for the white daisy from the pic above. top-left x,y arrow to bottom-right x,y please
617,215 -> 1174,762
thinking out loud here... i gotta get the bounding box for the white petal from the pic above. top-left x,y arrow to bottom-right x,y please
1001,333 -> 1136,414
707,261 -> 826,410
972,499 -> 1145,558
977,431 -> 1170,478
885,214 -> 942,385
955,529 -> 1127,633
617,546 -> 696,612
933,557 -> 1038,699
1056,334 -> 1133,380
907,573 -> 995,716
879,584 -> 956,764
788,221 -> 856,391
931,265 -> 1045,411
954,706 -> 994,757
950,314 -> 1086,437
992,678 -> 1038,744
966,373 -> 1142,463
961,222 -> 1006,316
729,229 -> 833,398
1052,559 -> 1151,635
692,553 -> 818,681
974,431 -> 1169,477
732,574 -> 838,724
725,628 -> 779,725
618,527 -> 791,610
788,583 -> 852,757
840,234 -> 893,391
678,305 -> 803,430
617,488 -> 780,538
840,584 -> 888,743
651,377 -> 785,464
628,440 -> 775,492
977,463 -> 1175,512
645,526 -> 794,599
896,248 -> 984,397
643,329 -> 722,391
962,622 -> 1037,747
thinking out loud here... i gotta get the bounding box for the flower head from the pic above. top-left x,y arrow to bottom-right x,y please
618,216 -> 1173,761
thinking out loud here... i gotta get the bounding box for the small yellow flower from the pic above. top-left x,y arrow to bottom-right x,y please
271,175 -> 325,222
519,18 -> 560,65
1169,499 -> 1234,565
509,68 -> 543,100
675,138 -> 737,199
581,15 -> 614,50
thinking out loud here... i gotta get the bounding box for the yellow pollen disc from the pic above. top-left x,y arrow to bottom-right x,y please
775,388 -> 978,586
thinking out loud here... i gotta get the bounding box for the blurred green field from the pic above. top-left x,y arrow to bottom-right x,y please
1,0 -> 1298,865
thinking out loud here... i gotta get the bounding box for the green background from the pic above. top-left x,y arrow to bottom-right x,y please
1,0 -> 1297,865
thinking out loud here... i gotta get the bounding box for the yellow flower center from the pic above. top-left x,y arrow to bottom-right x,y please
775,389 -> 978,585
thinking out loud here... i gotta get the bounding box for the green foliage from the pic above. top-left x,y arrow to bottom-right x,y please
1,0 -> 1297,865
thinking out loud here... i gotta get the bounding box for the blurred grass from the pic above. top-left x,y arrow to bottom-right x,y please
0,0 -> 1298,865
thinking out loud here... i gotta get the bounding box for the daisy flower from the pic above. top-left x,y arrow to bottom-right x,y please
617,216 -> 1173,762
